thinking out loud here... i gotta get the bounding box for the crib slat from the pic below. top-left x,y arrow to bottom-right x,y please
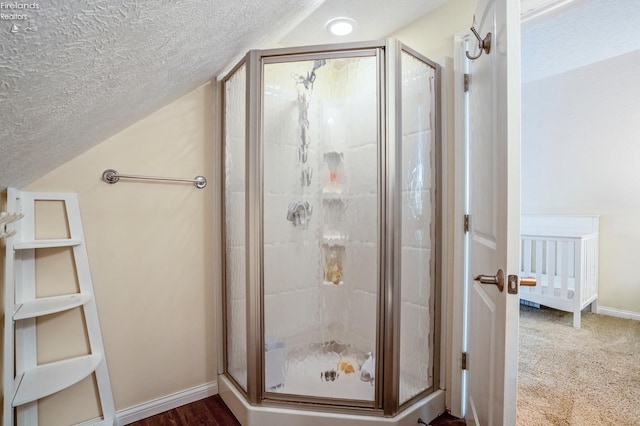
583,239 -> 590,303
591,240 -> 595,293
560,240 -> 569,299
592,238 -> 598,297
523,239 -> 532,276
575,238 -> 583,304
590,237 -> 599,308
547,240 -> 556,293
574,238 -> 584,328
521,239 -> 534,296
535,240 -> 544,295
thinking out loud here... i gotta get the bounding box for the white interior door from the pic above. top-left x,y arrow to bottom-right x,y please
463,0 -> 521,425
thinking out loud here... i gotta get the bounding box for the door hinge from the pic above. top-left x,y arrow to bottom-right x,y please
464,73 -> 470,92
464,214 -> 470,233
461,352 -> 468,370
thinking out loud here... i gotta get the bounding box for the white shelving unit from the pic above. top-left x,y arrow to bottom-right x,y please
3,188 -> 115,426
321,151 -> 347,287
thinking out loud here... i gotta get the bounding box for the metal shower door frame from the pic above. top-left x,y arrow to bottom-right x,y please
220,38 -> 442,417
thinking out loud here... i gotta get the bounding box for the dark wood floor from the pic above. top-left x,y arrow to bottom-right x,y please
129,395 -> 464,425
128,395 -> 240,426
429,412 -> 467,425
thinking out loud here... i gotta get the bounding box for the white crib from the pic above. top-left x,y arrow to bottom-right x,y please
519,215 -> 599,328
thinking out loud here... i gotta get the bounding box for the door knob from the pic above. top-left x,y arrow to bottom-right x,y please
474,269 -> 504,292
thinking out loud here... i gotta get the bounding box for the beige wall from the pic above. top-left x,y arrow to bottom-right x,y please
18,82 -> 218,425
393,0 -> 475,59
522,49 -> 640,315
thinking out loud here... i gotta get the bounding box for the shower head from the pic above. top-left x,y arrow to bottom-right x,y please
303,60 -> 326,88
313,59 -> 326,71
294,59 -> 326,90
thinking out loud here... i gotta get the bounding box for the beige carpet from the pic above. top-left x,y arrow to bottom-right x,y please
517,305 -> 640,425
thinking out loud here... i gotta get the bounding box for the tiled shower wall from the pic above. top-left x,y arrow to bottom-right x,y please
224,64 -> 248,391
263,60 -> 325,351
399,52 -> 435,403
340,58 -> 378,356
263,57 -> 379,358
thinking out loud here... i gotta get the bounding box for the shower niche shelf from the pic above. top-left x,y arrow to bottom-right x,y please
321,189 -> 347,227
322,189 -> 344,199
321,197 -> 348,220
321,234 -> 347,246
321,151 -> 347,286
322,243 -> 345,286
322,151 -> 344,193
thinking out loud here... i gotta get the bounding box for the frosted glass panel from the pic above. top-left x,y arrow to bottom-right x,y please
399,51 -> 436,405
262,55 -> 378,401
224,64 -> 248,391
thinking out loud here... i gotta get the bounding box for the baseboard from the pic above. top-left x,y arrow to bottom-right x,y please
115,380 -> 218,425
597,306 -> 640,321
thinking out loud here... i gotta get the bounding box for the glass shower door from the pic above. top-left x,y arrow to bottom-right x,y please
223,64 -> 248,392
398,49 -> 438,405
262,52 -> 379,402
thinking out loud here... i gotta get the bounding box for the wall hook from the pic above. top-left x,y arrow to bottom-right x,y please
466,25 -> 491,60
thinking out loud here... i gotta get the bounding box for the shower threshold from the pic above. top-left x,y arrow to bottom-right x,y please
218,374 -> 445,426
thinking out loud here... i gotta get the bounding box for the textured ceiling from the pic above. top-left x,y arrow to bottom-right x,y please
0,0 -> 449,190
4,0 -> 633,190
0,0 -> 324,189
522,0 -> 640,83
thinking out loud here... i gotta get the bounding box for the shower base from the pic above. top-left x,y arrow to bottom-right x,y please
269,351 -> 375,401
219,374 -> 445,426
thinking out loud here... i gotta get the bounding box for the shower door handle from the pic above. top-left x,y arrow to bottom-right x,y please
474,269 -> 504,292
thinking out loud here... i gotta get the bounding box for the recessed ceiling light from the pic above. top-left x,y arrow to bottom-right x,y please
325,17 -> 356,36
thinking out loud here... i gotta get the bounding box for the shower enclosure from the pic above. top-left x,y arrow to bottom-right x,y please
220,39 -> 442,423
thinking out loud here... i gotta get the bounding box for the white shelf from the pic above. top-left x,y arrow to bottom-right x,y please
322,236 -> 347,246
4,190 -> 115,425
12,354 -> 102,407
323,280 -> 344,286
14,239 -> 82,249
322,190 -> 344,200
14,293 -> 92,320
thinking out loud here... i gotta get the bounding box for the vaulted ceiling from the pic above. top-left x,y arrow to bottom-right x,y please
1,0 -> 637,190
0,0 -> 445,190
0,0 -> 327,190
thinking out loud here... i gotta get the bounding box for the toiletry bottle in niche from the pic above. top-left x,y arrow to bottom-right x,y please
323,151 -> 344,191
323,244 -> 344,285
